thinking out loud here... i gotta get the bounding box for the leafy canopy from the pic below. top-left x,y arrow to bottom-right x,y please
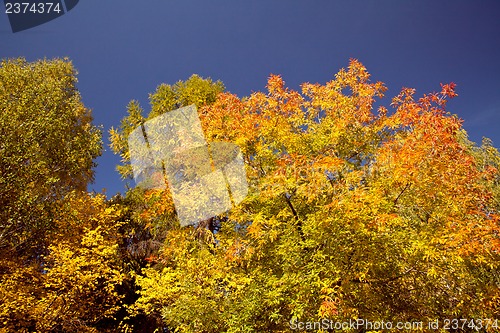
123,60 -> 500,332
0,58 -> 102,256
0,58 -> 124,333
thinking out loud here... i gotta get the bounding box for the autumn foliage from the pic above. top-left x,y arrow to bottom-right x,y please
122,60 -> 500,331
2,58 -> 500,332
0,59 -> 124,332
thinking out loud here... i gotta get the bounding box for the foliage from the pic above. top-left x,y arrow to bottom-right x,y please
2,57 -> 499,332
0,191 -> 126,332
128,60 -> 500,332
108,75 -> 227,332
0,58 -> 102,257
0,59 -> 123,333
109,74 -> 224,181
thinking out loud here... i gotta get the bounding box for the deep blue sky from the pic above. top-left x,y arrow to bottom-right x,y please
2,1 -> 500,196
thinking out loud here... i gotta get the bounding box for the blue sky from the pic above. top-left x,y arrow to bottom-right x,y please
2,0 -> 500,196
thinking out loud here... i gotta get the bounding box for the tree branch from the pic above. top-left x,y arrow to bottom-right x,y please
284,193 -> 304,240
393,182 -> 411,205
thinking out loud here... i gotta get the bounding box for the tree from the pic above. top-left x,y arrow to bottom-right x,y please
124,60 -> 500,332
109,75 -> 226,332
0,58 -> 102,258
0,58 -> 126,332
0,191 -> 127,333
110,74 -> 224,181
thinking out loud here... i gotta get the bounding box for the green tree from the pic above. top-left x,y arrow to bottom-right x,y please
109,74 -> 225,332
0,58 -> 102,257
110,74 -> 224,181
0,58 -> 126,333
